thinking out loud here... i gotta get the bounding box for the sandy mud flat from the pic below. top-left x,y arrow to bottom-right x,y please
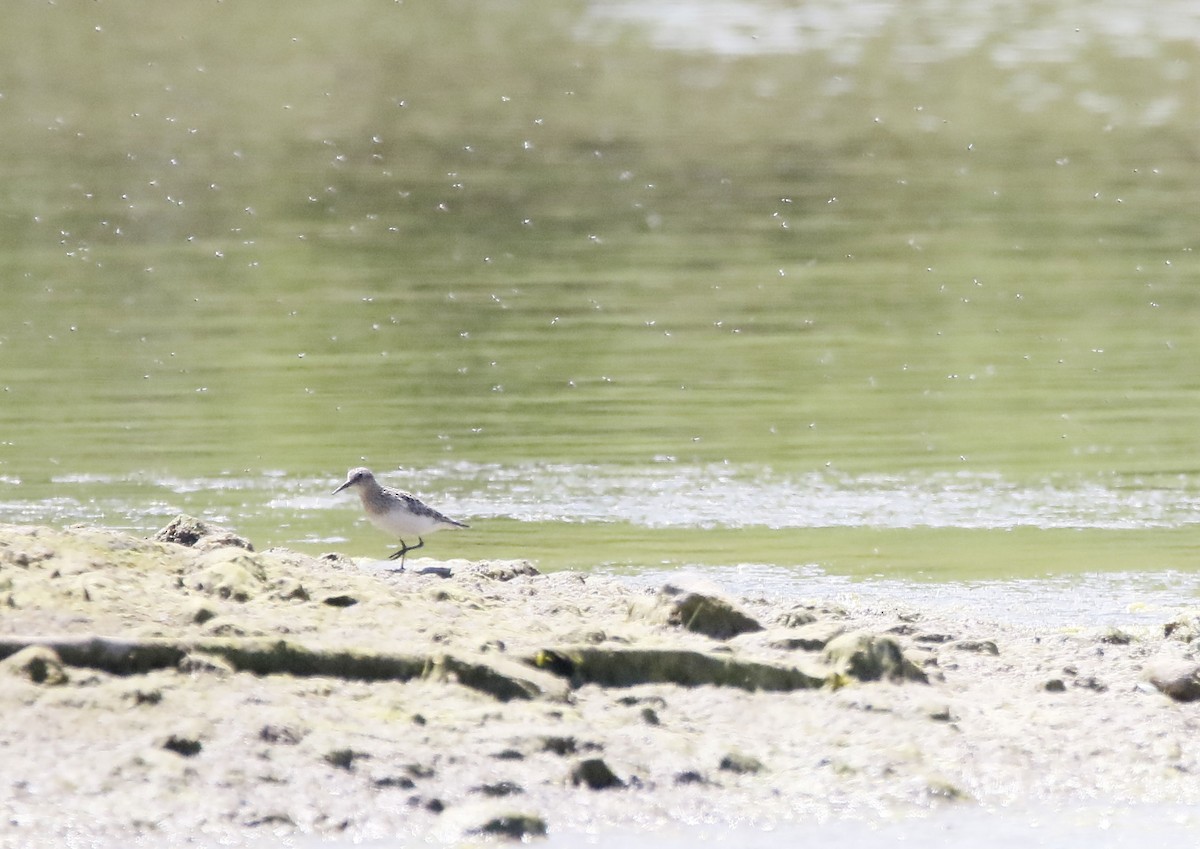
2,517 -> 1199,846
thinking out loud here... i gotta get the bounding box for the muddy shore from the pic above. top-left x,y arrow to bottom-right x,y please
2,517 -> 1200,846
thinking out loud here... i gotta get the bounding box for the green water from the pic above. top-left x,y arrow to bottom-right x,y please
3,1 -> 1200,587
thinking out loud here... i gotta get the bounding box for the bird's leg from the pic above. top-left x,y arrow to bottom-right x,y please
387,537 -> 425,569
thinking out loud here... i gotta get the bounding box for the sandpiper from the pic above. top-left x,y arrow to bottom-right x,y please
333,467 -> 469,567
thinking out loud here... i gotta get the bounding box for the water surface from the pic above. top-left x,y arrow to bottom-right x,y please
2,1 -> 1199,609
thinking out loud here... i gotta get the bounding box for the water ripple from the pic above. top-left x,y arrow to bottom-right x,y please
16,464 -> 1200,534
447,464 -> 1200,531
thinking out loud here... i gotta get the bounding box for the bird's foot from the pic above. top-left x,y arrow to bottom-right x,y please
387,537 -> 424,561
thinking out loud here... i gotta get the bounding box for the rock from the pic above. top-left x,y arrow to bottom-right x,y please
405,763 -> 436,780
1,645 -> 68,685
189,602 -> 219,625
952,640 -> 1000,655
468,559 -> 541,581
471,780 -> 524,797
540,736 -> 583,756
273,577 -> 309,601
186,549 -> 268,601
823,632 -> 929,684
259,724 -> 305,745
913,632 -> 954,644
718,752 -> 764,774
243,812 -> 295,829
570,757 -> 623,790
651,584 -> 764,639
1147,659 -> 1200,702
373,775 -> 416,789
925,777 -> 968,801
617,694 -> 667,709
178,651 -> 235,677
126,688 -> 162,706
430,654 -> 567,701
1164,614 -> 1200,643
926,703 -> 958,722
325,748 -> 369,770
778,607 -> 818,627
162,733 -> 203,757
1099,628 -> 1133,645
463,810 -> 549,834
154,515 -> 253,552
769,621 -> 847,652
75,572 -> 117,603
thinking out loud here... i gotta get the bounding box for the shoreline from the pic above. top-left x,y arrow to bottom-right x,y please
2,517 -> 1199,845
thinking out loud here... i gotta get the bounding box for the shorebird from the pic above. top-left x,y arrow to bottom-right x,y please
332,467 -> 469,567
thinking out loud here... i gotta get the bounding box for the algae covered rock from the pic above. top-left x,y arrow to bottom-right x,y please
185,549 -> 268,601
154,514 -> 253,552
1,645 -> 69,685
1146,658 -> 1200,702
465,559 -> 541,581
823,632 -> 928,684
718,752 -> 764,775
531,646 -> 824,692
1163,613 -> 1200,644
471,812 -> 547,839
769,620 -> 847,652
570,757 -> 624,790
951,639 -> 1000,655
649,583 -> 764,639
162,732 -> 204,758
441,803 -> 548,841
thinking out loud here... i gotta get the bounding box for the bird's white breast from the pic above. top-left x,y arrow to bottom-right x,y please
360,490 -> 457,537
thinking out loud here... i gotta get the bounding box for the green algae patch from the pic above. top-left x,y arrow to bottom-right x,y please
0,636 -> 187,676
0,635 -> 562,701
530,646 -> 826,692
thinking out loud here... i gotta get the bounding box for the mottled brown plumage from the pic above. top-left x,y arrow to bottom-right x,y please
333,467 -> 468,566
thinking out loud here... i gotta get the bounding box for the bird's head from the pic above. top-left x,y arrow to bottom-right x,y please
333,467 -> 375,495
